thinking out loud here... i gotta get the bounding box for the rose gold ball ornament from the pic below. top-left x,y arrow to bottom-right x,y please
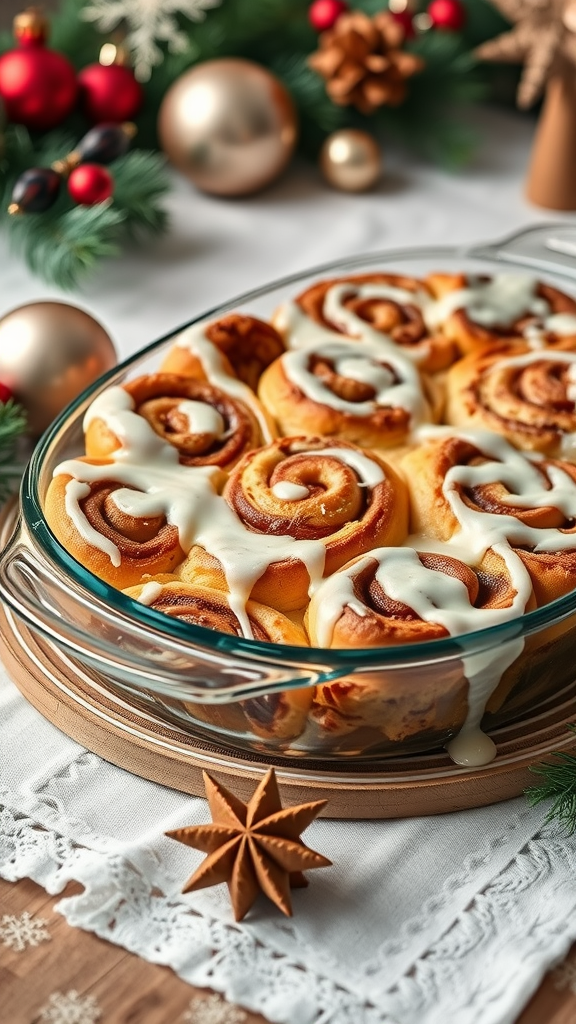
320,129 -> 382,192
0,301 -> 116,435
158,58 -> 298,196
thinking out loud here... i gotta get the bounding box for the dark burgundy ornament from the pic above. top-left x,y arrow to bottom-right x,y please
9,167 -> 61,214
76,123 -> 135,165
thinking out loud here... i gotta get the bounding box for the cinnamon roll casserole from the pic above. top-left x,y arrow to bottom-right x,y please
44,277 -> 576,765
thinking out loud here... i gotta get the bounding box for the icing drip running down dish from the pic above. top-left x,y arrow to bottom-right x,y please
42,274 -> 576,768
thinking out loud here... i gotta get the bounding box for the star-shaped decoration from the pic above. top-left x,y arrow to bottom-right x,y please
166,769 -> 331,921
476,0 -> 576,108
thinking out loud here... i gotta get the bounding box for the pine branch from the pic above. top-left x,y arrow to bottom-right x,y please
110,150 -> 170,237
0,128 -> 170,288
526,727 -> 576,836
0,400 -> 27,505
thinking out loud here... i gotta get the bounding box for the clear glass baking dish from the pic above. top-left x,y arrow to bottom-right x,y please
3,224 -> 576,764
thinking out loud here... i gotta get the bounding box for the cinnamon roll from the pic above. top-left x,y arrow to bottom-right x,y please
85,373 -> 266,470
402,428 -> 576,604
258,339 -> 439,449
306,545 -> 534,762
180,436 -> 409,611
425,272 -> 576,354
162,314 -> 285,391
445,343 -> 576,458
274,272 -> 457,372
124,580 -> 312,742
45,462 -> 187,587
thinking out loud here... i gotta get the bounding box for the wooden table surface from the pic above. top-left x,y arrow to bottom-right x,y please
1,875 -> 576,1024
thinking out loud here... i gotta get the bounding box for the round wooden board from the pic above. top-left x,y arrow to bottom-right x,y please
2,597 -> 576,818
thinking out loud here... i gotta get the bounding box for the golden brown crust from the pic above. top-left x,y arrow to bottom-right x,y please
258,347 -> 440,449
85,372 -> 266,470
401,434 -> 576,604
445,341 -> 576,456
180,437 -> 409,611
45,469 -> 186,588
425,273 -> 576,354
161,314 -> 285,391
293,272 -> 458,372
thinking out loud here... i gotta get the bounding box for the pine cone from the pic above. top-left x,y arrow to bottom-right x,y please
308,11 -> 424,114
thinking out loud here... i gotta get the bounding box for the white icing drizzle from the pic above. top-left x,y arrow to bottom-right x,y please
175,399 -> 226,439
323,282 -> 430,337
271,481 -> 310,500
311,542 -> 532,767
524,313 -> 576,347
59,401 -> 386,641
424,275 -> 550,330
174,322 -> 273,441
274,289 -> 430,365
281,340 -> 428,423
137,581 -> 164,605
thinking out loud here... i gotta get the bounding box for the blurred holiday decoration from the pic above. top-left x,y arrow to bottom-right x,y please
166,768 -> 331,921
81,0 -> 223,81
78,44 -> 144,122
0,9 -> 77,130
0,300 -> 116,435
158,59 -> 298,196
8,122 -> 135,214
0,0 -> 525,285
0,393 -> 26,504
320,128 -> 382,190
308,10 -> 425,113
477,0 -> 576,210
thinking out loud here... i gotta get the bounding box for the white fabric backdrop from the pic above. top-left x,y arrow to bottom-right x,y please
2,105 -> 576,1024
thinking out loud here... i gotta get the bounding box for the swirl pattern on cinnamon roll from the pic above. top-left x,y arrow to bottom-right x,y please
446,344 -> 576,458
45,463 -> 187,587
259,339 -> 437,448
402,427 -> 576,605
162,314 -> 285,392
425,273 -> 576,353
274,273 -> 458,372
85,373 -> 266,470
181,437 -> 409,611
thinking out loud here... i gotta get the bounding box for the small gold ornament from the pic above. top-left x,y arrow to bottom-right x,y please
158,58 -> 298,197
0,301 -> 116,435
166,768 -> 331,921
320,129 -> 382,191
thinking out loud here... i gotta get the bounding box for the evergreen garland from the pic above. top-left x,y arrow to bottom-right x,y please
0,400 -> 27,505
526,728 -> 576,836
0,0 -> 519,288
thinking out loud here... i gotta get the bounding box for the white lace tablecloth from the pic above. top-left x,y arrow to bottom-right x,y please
2,105 -> 576,1024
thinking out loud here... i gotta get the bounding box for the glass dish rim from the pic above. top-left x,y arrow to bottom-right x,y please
21,240 -> 576,668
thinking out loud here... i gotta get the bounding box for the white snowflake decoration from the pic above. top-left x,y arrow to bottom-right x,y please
552,958 -> 576,994
37,990 -> 102,1024
182,992 -> 247,1024
0,912 -> 51,952
81,0 -> 222,80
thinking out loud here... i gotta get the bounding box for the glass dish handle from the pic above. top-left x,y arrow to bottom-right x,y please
468,223 -> 576,280
0,516 -> 326,701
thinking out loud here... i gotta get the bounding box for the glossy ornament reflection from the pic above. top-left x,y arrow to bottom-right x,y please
0,301 -> 116,435
320,129 -> 382,192
158,58 -> 298,196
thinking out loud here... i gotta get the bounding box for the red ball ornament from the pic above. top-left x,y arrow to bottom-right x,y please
0,10 -> 77,131
0,382 -> 13,404
427,0 -> 466,30
309,0 -> 348,32
68,164 -> 114,206
390,9 -> 415,37
78,62 -> 143,124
